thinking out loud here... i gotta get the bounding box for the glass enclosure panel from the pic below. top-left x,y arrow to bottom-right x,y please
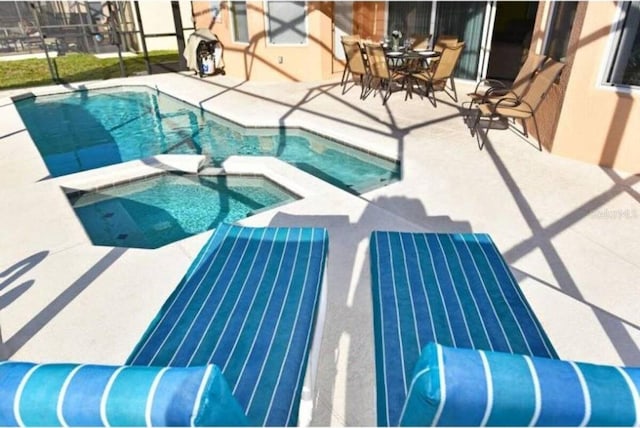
544,1 -> 578,61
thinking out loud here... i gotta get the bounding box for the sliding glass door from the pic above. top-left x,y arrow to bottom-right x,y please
387,2 -> 433,39
386,1 -> 488,80
435,1 -> 487,80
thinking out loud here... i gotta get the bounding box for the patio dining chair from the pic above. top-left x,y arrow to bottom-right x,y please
341,37 -> 369,98
429,35 -> 459,69
410,34 -> 432,50
471,58 -> 565,151
411,41 -> 465,106
433,34 -> 459,52
364,42 -> 408,104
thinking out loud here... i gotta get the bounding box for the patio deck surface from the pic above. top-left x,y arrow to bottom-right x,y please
1,72 -> 639,426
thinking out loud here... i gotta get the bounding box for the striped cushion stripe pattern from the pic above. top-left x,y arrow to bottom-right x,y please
370,231 -> 556,426
401,343 -> 640,426
127,223 -> 329,427
0,362 -> 248,426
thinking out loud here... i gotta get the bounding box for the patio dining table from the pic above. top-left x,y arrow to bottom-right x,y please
384,48 -> 441,99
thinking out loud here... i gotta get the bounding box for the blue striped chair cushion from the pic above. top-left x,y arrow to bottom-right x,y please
401,343 -> 640,426
127,223 -> 329,426
0,362 -> 248,426
370,231 -> 557,426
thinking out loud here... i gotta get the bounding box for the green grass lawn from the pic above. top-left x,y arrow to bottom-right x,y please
0,50 -> 179,90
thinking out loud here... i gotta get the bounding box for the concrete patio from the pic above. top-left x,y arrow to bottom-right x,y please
1,72 -> 639,426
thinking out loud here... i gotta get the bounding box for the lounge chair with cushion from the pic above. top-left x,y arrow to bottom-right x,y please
1,223 -> 329,427
371,230 -> 640,426
401,342 -> 640,426
370,230 -> 557,426
471,58 -> 565,150
128,223 -> 329,426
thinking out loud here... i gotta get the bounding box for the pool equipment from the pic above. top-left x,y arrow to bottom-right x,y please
185,28 -> 225,77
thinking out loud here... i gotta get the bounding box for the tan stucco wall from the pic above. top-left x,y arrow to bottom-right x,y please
551,1 -> 640,173
353,1 -> 386,40
192,1 -> 334,81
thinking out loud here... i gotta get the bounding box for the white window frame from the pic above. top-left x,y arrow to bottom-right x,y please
541,1 -> 579,62
598,1 -> 640,93
540,1 -> 558,57
229,1 -> 250,45
264,0 -> 308,46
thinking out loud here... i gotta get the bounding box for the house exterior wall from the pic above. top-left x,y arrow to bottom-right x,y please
526,2 -> 581,152
549,1 -> 640,173
188,1 -> 639,174
353,1 -> 386,40
192,1 -> 334,81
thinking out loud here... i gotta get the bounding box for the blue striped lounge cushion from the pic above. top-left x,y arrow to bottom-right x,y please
127,223 -> 329,426
0,362 -> 249,427
370,231 -> 557,426
400,342 -> 640,426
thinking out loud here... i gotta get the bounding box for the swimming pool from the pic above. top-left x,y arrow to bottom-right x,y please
16,86 -> 400,194
68,173 -> 298,249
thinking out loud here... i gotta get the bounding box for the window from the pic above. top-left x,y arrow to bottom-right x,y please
266,1 -> 306,45
543,1 -> 578,62
606,1 -> 640,87
230,1 -> 249,43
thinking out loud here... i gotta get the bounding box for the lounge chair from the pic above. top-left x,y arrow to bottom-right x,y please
411,42 -> 465,106
471,58 -> 565,150
340,37 -> 369,98
364,42 -> 408,104
0,223 -> 328,427
465,51 -> 546,113
127,223 -> 329,426
370,231 -> 556,426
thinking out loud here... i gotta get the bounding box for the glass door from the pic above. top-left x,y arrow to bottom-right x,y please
435,1 -> 487,80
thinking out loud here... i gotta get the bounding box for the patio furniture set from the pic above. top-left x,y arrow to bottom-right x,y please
2,223 -> 640,426
341,34 -> 566,151
340,34 -> 465,106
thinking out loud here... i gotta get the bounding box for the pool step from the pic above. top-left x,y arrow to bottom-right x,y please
198,166 -> 225,176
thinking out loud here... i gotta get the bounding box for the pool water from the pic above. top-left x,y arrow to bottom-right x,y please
69,173 -> 298,249
16,86 -> 400,194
